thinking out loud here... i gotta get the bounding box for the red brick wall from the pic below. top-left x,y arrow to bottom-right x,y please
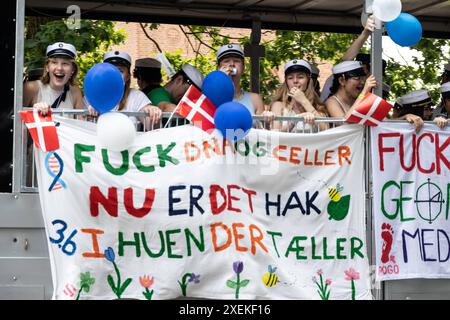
113,22 -> 332,90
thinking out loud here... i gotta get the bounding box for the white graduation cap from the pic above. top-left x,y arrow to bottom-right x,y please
332,61 -> 365,76
396,89 -> 432,108
135,58 -> 161,69
284,59 -> 312,75
181,64 -> 204,89
103,51 -> 132,67
216,44 -> 245,61
441,82 -> 450,99
46,42 -> 77,59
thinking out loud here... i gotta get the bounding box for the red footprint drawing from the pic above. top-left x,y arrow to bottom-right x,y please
381,223 -> 394,264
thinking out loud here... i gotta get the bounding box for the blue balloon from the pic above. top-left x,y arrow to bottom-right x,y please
214,102 -> 252,141
386,13 -> 422,47
202,71 -> 234,108
84,63 -> 124,114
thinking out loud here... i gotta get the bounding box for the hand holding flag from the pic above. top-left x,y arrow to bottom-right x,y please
346,93 -> 393,126
19,109 -> 60,152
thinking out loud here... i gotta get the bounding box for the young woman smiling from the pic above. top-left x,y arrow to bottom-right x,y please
23,42 -> 85,114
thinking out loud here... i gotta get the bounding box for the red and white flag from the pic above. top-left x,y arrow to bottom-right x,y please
19,110 -> 60,152
346,93 -> 393,126
175,85 -> 217,132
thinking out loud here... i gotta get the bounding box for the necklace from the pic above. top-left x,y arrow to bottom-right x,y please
334,94 -> 351,112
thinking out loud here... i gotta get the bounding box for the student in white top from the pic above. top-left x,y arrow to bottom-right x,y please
270,59 -> 328,132
88,51 -> 162,130
325,61 -> 377,119
216,44 -> 264,115
23,42 -> 85,114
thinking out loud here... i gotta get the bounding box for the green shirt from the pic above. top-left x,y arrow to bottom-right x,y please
147,87 -> 174,105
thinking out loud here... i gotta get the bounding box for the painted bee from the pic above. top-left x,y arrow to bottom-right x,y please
262,265 -> 278,287
328,183 -> 343,202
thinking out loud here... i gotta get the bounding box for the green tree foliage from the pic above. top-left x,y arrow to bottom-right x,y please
24,19 -> 126,87
384,38 -> 450,102
151,24 -> 449,105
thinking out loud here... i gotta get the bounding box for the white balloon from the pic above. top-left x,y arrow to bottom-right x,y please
372,0 -> 402,22
97,112 -> 136,151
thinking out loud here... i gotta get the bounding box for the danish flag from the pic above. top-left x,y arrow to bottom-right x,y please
175,85 -> 217,132
346,93 -> 393,126
19,109 -> 60,152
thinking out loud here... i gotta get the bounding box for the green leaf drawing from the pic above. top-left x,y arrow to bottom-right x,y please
239,279 -> 250,287
226,280 -> 238,289
327,195 -> 351,221
143,288 -> 154,300
107,274 -> 117,293
118,278 -> 133,296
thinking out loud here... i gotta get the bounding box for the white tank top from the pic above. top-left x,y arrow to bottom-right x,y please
233,91 -> 255,115
36,80 -> 75,109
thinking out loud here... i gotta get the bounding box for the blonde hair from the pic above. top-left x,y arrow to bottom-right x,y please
41,57 -> 78,86
272,72 -> 327,115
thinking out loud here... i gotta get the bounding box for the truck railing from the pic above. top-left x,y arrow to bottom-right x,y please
18,109 -> 346,192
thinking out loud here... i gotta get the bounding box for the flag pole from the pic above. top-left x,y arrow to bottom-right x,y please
163,108 -> 177,129
163,85 -> 192,129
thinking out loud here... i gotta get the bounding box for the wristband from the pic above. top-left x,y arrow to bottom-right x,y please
358,93 -> 366,100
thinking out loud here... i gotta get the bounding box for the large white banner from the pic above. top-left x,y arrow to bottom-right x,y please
372,122 -> 450,280
36,117 -> 371,299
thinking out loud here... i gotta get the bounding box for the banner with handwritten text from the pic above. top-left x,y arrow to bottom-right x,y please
372,122 -> 450,280
36,117 -> 371,299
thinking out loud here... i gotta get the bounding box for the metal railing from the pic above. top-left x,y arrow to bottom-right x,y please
18,110 -> 346,192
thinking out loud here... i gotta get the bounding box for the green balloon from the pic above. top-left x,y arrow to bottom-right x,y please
327,195 -> 351,221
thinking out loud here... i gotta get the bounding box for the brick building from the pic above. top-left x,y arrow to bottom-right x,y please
113,22 -> 333,93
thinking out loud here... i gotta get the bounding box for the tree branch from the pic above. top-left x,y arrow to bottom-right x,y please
179,25 -> 198,54
139,22 -> 163,52
185,26 -> 216,51
186,29 -> 245,41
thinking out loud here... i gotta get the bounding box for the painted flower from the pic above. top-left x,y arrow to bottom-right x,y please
326,279 -> 332,286
317,269 -> 323,275
79,272 -> 95,292
344,268 -> 360,281
188,273 -> 201,284
233,261 -> 244,275
104,247 -> 115,262
139,275 -> 154,289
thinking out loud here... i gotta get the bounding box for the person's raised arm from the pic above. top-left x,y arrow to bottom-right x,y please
341,15 -> 375,61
